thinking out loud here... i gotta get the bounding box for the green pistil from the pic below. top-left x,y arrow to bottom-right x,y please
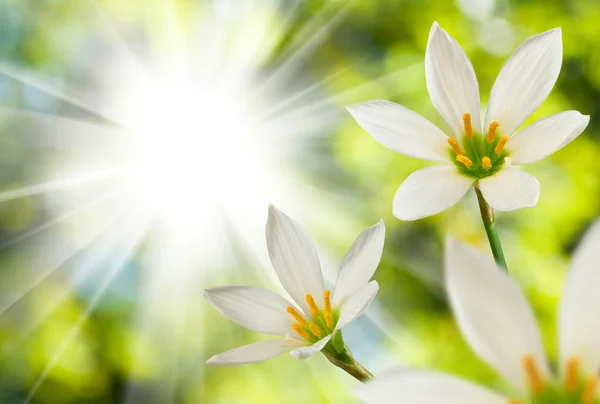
298,308 -> 340,343
450,131 -> 509,179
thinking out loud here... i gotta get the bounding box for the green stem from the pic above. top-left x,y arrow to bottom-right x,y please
475,187 -> 508,272
323,347 -> 373,382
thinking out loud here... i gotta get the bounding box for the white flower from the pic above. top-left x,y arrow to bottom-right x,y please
356,221 -> 600,403
347,22 -> 589,221
205,205 -> 385,365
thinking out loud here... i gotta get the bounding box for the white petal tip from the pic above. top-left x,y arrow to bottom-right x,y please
429,22 -> 443,38
206,356 -> 220,365
545,27 -> 562,44
267,204 -> 286,223
203,288 -> 215,301
373,219 -> 386,230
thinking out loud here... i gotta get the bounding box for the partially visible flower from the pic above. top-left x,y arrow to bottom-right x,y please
205,205 -> 385,365
347,22 -> 589,221
356,222 -> 600,403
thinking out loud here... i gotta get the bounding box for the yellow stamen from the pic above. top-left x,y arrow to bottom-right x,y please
286,306 -> 306,325
582,376 -> 598,403
463,113 -> 473,138
292,324 -> 310,339
495,136 -> 509,154
565,357 -> 579,392
324,310 -> 333,328
481,156 -> 492,170
447,138 -> 465,155
522,355 -> 544,393
487,121 -> 499,143
583,376 -> 598,404
456,154 -> 473,168
306,294 -> 320,317
324,290 -> 331,312
323,290 -> 333,327
308,323 -> 322,337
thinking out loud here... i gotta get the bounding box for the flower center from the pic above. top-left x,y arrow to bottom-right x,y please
447,112 -> 509,179
508,355 -> 600,404
286,290 -> 338,342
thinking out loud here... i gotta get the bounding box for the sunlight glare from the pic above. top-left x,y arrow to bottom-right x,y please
120,74 -> 262,229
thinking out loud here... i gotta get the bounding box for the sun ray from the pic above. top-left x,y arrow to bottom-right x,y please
5,208 -> 129,344
0,62 -> 126,126
247,1 -> 354,104
254,65 -> 354,124
263,62 -> 424,139
0,186 -> 126,252
23,213 -> 151,403
0,169 -> 124,204
120,223 -> 197,404
86,0 -> 149,73
0,187 -> 127,317
273,0 -> 355,63
0,105 -> 132,137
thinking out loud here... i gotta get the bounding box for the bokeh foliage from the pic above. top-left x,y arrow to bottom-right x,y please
0,0 -> 599,403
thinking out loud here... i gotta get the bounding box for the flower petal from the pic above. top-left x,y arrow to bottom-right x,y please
266,205 -> 324,313
425,22 -> 481,137
484,28 -> 562,137
204,286 -> 295,335
355,369 -> 508,404
206,338 -> 294,366
477,168 -> 540,211
336,281 -> 379,330
559,219 -> 600,375
333,220 -> 385,306
393,166 -> 473,221
445,237 -> 549,392
507,111 -> 590,165
346,100 -> 449,161
290,334 -> 332,360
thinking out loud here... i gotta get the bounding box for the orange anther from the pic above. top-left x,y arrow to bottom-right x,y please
305,294 -> 320,317
495,136 -> 509,154
482,157 -> 492,170
463,113 -> 473,138
522,355 -> 544,393
292,324 -> 310,339
324,311 -> 333,328
456,154 -> 473,168
286,306 -> 306,325
565,357 -> 579,392
324,290 -> 331,312
583,376 -> 598,404
448,138 -> 465,155
308,323 -> 322,337
487,121 -> 499,143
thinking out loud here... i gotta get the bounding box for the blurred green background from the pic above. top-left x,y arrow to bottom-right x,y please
0,0 -> 598,403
